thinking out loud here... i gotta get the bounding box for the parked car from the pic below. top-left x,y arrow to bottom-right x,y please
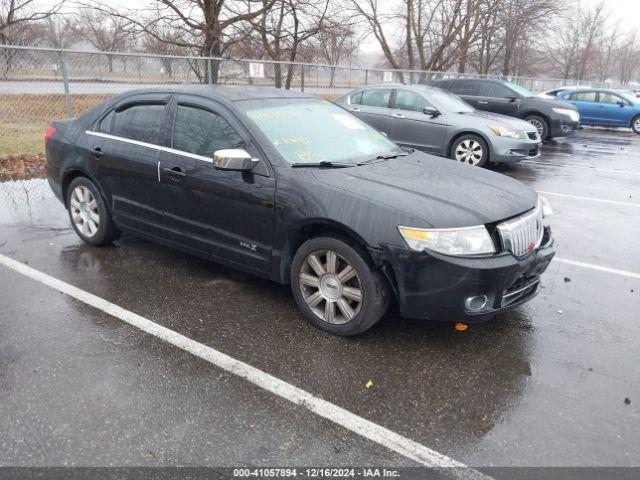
44,86 -> 554,336
556,88 -> 640,133
537,85 -> 591,100
334,85 -> 541,167
431,78 -> 580,140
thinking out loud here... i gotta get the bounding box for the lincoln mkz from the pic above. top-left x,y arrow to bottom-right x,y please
45,86 -> 555,335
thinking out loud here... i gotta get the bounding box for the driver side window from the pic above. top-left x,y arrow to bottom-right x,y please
172,105 -> 243,157
598,93 -> 625,105
395,90 -> 433,112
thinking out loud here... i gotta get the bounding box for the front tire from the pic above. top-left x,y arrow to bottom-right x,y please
525,115 -> 550,140
632,115 -> 640,134
291,237 -> 390,336
66,177 -> 119,246
450,134 -> 489,167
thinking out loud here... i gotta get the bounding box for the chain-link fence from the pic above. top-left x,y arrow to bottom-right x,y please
1,44 -> 611,163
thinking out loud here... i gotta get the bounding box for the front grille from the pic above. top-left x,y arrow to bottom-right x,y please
527,131 -> 538,140
497,203 -> 544,257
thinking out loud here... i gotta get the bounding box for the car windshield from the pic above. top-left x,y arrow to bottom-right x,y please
429,89 -> 474,113
240,99 -> 402,165
505,82 -> 536,98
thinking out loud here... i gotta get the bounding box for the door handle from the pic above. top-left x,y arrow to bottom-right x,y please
91,147 -> 104,158
162,166 -> 186,182
351,107 -> 360,112
478,101 -> 489,105
392,113 -> 404,118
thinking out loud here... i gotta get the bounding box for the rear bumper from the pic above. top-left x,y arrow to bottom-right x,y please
382,226 -> 555,322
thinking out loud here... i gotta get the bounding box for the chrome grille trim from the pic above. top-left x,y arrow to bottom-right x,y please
497,203 -> 544,257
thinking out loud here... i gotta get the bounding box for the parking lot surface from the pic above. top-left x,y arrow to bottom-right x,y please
1,127 -> 639,470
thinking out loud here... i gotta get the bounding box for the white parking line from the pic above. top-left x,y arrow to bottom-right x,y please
0,253 -> 491,480
556,258 -> 640,280
537,191 -> 640,208
523,160 -> 640,175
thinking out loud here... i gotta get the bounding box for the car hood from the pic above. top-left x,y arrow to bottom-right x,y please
459,110 -> 536,131
311,151 -> 538,228
525,97 -> 579,110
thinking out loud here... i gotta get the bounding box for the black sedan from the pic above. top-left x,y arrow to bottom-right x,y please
431,78 -> 580,140
45,86 -> 555,335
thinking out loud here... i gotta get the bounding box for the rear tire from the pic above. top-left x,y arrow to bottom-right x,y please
450,134 -> 489,167
291,236 -> 390,336
632,115 -> 640,134
66,177 -> 119,246
525,115 -> 550,140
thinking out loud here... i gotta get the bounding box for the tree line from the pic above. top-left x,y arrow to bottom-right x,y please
1,0 -> 638,85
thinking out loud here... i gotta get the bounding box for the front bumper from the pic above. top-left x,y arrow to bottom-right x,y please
490,135 -> 541,163
382,226 -> 555,322
550,118 -> 579,137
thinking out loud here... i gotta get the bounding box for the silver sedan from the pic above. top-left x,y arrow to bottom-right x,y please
335,84 -> 541,167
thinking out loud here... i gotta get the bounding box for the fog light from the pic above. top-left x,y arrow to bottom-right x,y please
465,295 -> 488,312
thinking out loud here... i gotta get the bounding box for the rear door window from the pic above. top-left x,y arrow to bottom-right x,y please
477,82 -> 511,98
109,103 -> 166,144
172,104 -> 244,157
446,80 -> 477,96
569,91 -> 597,102
360,89 -> 392,108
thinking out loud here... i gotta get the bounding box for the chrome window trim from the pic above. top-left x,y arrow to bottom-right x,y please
85,130 -> 212,163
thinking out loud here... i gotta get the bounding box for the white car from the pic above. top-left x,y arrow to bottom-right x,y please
538,85 -> 591,100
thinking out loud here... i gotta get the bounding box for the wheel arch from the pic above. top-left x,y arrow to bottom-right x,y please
447,130 -> 493,159
61,168 -> 106,208
278,219 -> 376,285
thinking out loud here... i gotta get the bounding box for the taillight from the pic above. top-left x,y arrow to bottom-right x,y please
44,126 -> 56,144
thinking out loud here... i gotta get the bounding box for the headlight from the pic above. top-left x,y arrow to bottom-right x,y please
398,225 -> 495,256
552,108 -> 580,122
488,124 -> 526,139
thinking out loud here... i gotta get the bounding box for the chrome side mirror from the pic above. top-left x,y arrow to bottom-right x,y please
213,149 -> 258,171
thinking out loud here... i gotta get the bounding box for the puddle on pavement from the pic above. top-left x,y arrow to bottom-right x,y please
0,178 -> 65,227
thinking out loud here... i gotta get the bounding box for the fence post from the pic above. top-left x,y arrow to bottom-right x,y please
58,50 -> 73,119
364,69 -> 368,86
300,65 -> 305,92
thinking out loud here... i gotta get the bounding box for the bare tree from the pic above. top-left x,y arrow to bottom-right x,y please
84,0 -> 277,82
76,8 -> 133,72
310,20 -> 359,86
1,0 -> 64,78
618,32 -> 640,85
1,0 -> 64,44
254,0 -> 328,88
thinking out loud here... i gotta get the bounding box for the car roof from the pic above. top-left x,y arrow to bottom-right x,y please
110,85 -> 317,102
356,83 -> 447,94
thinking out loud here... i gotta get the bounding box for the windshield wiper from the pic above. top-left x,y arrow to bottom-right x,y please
291,161 -> 355,168
357,150 -> 412,165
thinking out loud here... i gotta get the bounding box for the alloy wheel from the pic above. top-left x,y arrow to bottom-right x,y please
298,250 -> 363,325
70,185 -> 100,238
528,118 -> 545,136
634,117 -> 640,132
455,139 -> 484,165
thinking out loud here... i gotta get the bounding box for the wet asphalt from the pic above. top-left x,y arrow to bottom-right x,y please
0,127 -> 639,469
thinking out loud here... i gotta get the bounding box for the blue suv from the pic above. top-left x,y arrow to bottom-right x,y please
556,89 -> 640,134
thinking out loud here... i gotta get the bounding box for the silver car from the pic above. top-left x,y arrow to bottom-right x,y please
335,85 -> 541,167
